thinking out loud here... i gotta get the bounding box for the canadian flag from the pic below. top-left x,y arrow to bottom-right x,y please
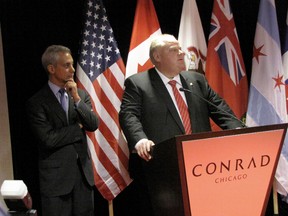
125,0 -> 161,78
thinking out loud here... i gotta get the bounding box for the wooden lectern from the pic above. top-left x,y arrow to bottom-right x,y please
142,124 -> 288,216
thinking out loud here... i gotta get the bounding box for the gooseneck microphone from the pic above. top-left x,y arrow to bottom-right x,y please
179,87 -> 247,128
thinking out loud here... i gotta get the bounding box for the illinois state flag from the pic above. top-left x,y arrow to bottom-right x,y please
246,0 -> 288,200
178,0 -> 207,72
205,0 -> 248,127
125,0 -> 161,78
76,0 -> 132,200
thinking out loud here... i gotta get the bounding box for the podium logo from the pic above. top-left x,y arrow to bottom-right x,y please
191,155 -> 270,177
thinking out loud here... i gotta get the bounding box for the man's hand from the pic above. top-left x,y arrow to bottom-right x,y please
64,79 -> 80,102
135,139 -> 155,161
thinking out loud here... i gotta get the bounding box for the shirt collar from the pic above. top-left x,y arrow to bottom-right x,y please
155,68 -> 182,86
48,80 -> 61,96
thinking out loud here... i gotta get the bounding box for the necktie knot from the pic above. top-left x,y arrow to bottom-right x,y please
59,88 -> 66,95
168,80 -> 177,87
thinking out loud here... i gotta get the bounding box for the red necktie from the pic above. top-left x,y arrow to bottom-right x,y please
168,80 -> 192,134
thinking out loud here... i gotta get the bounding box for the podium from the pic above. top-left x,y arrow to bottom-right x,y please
143,124 -> 288,216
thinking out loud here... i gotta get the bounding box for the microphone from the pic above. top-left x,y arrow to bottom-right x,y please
179,87 -> 247,128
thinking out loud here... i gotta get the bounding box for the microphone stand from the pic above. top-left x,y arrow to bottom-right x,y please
179,87 -> 247,128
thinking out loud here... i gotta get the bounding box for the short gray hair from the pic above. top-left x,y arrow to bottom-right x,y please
149,34 -> 177,64
41,45 -> 71,72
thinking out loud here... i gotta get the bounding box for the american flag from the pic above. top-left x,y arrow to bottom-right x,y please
205,0 -> 248,130
76,0 -> 132,201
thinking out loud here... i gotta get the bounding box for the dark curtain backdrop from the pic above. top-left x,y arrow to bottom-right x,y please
1,0 -> 288,215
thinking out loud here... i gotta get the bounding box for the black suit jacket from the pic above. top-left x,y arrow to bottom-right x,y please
119,68 -> 242,151
26,84 -> 99,197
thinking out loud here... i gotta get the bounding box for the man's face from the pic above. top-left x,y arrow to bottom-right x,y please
156,42 -> 186,78
49,52 -> 75,87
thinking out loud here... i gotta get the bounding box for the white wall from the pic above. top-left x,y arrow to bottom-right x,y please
0,24 -> 14,211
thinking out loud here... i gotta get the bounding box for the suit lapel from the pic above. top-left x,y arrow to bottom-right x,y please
149,69 -> 185,134
43,85 -> 68,125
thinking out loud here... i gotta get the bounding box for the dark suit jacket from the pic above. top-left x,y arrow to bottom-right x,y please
26,84 -> 99,197
119,68 -> 242,151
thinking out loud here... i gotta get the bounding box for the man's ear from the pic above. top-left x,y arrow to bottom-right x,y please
153,51 -> 160,63
47,64 -> 54,74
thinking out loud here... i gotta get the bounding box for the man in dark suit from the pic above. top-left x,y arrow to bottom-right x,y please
26,45 -> 99,216
119,34 -> 243,216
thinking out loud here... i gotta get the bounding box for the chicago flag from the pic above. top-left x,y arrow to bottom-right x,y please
246,0 -> 288,201
280,2 -> 288,202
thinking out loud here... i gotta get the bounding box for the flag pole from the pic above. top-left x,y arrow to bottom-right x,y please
273,178 -> 279,215
108,200 -> 114,216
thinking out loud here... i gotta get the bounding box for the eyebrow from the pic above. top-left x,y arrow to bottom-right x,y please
169,45 -> 181,49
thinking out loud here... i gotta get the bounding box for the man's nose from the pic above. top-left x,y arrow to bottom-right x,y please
70,66 -> 75,73
179,49 -> 185,56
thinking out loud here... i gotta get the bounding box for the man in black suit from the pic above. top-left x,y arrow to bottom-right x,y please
26,45 -> 99,216
119,34 -> 243,216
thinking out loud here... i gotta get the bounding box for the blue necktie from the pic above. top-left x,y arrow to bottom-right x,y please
59,88 -> 69,120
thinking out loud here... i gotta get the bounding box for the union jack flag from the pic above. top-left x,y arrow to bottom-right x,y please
205,0 -> 248,126
214,37 -> 245,86
76,0 -> 132,201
